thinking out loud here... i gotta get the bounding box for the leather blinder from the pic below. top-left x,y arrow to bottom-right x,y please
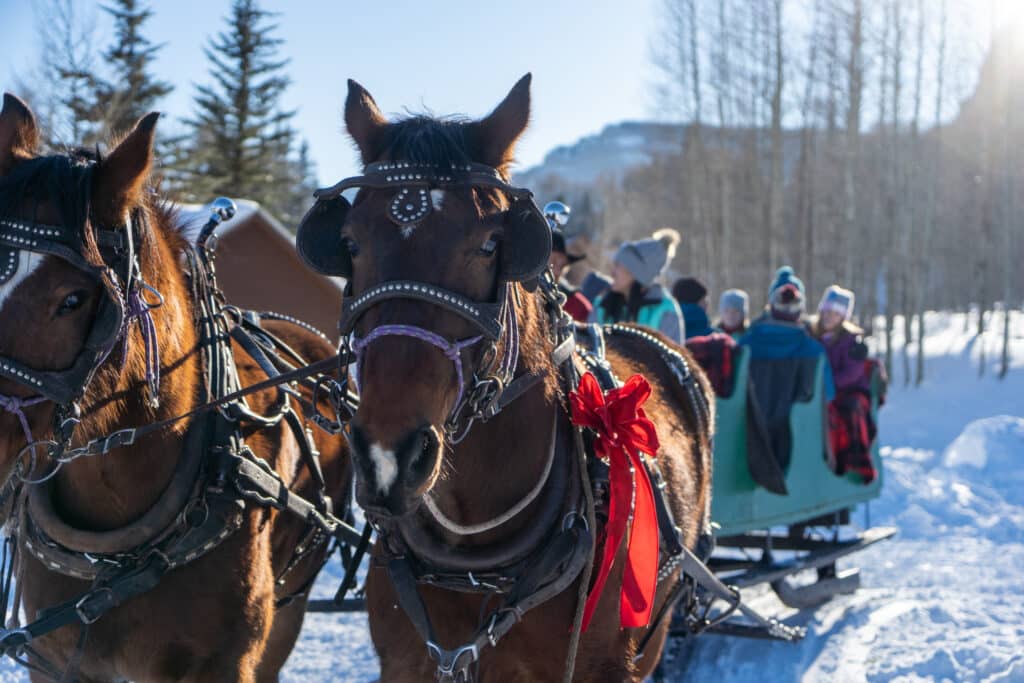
296,195 -> 352,277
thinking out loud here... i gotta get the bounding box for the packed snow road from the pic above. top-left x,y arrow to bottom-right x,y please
1,311 -> 1020,682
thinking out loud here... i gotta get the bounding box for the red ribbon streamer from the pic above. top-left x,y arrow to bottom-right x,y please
569,372 -> 661,632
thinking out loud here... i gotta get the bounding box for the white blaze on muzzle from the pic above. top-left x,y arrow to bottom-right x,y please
370,442 -> 398,494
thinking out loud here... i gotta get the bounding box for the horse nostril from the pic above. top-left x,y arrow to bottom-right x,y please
416,425 -> 440,464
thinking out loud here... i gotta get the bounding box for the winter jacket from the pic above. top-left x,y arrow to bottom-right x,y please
591,284 -> 685,344
739,316 -> 835,472
681,303 -> 717,339
813,320 -> 870,394
739,315 -> 835,399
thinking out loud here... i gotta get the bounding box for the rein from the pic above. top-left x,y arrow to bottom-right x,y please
11,353 -> 348,483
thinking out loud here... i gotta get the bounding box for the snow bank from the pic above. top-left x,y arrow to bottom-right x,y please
680,310 -> 1024,682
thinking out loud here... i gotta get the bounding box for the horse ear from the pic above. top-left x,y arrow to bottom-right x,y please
0,93 -> 40,176
94,112 -> 160,220
345,79 -> 388,165
470,74 -> 531,172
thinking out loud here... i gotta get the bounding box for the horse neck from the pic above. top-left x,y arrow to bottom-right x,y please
53,225 -> 202,531
434,288 -> 561,535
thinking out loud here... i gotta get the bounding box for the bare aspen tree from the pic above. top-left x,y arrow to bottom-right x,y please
999,19 -> 1016,379
977,3 -> 999,378
875,1 -> 895,377
900,0 -> 925,386
842,0 -> 864,312
767,0 -> 786,273
686,0 -> 710,279
796,0 -> 823,288
713,0 -> 733,293
916,0 -> 947,385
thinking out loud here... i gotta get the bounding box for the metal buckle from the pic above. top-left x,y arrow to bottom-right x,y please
562,509 -> 589,532
426,641 -> 478,683
75,587 -> 115,625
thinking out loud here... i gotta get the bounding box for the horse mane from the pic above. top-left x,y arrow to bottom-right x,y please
0,147 -> 190,263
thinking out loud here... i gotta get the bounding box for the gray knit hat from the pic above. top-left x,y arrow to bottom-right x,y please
612,228 -> 681,287
719,289 -> 749,318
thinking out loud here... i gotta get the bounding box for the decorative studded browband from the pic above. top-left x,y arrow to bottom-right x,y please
312,160 -> 536,228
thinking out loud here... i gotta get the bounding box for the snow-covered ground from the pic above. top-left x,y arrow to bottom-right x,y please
1,310 -> 1021,681
677,310 -> 1024,683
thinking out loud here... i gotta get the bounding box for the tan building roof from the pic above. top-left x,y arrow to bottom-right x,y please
177,200 -> 344,341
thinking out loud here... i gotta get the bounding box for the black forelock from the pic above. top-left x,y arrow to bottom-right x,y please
378,115 -> 474,168
0,149 -> 97,233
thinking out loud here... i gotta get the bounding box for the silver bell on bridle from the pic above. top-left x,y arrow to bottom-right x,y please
542,201 -> 571,229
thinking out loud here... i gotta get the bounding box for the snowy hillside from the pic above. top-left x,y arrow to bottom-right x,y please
0,310 -> 1020,682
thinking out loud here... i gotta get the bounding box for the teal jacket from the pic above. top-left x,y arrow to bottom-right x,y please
590,284 -> 685,344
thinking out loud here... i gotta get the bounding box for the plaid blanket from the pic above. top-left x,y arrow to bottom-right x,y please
828,390 -> 877,484
685,332 -> 737,398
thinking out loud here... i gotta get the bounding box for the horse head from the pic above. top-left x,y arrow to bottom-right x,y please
0,93 -> 194,493
303,76 -> 558,518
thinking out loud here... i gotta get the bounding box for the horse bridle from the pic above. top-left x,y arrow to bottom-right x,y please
297,161 -> 552,441
0,159 -> 160,481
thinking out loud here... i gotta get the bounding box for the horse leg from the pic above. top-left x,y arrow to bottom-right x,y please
254,594 -> 310,683
191,590 -> 274,683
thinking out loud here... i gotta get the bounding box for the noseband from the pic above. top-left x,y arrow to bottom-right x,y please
350,325 -> 483,413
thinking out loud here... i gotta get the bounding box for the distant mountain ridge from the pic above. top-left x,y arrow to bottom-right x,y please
513,121 -> 685,188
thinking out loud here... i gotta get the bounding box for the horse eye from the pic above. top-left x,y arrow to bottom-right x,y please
342,237 -> 360,257
479,236 -> 499,257
57,290 -> 88,316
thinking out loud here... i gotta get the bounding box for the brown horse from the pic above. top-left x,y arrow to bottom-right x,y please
0,93 -> 350,682
310,76 -> 713,681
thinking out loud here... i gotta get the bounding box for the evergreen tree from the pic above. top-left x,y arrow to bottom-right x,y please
178,0 -> 303,223
94,0 -> 173,140
283,140 -> 320,227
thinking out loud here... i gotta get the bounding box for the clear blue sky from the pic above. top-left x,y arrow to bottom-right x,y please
0,0 -> 661,185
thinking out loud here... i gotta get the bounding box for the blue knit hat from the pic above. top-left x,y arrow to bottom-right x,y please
768,266 -> 806,320
768,266 -> 805,300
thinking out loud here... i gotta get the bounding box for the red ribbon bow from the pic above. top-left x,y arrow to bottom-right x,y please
569,372 -> 661,632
